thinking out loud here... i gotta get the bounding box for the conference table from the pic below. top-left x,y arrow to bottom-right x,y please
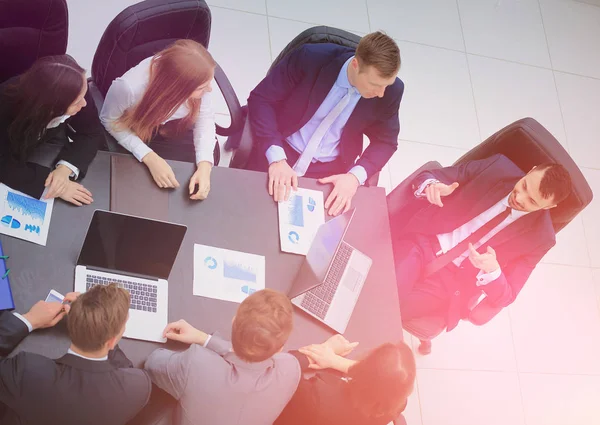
2,149 -> 402,366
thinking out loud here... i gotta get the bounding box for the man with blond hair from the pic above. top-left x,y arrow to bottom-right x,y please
0,284 -> 151,425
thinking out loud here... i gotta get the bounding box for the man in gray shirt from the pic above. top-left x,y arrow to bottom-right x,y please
145,289 -> 302,425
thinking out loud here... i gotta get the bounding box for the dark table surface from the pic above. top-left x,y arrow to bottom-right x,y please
2,151 -> 402,366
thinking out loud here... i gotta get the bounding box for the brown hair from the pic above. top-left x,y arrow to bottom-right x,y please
5,55 -> 85,161
347,342 -> 416,420
231,289 -> 294,362
355,31 -> 401,78
67,284 -> 130,352
535,163 -> 572,204
115,39 -> 216,142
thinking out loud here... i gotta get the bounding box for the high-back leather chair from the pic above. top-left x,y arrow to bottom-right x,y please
88,0 -> 243,162
389,118 -> 594,353
0,0 -> 68,83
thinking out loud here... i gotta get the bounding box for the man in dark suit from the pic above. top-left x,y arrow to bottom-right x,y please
0,284 -> 151,425
246,31 -> 403,216
394,155 -> 572,353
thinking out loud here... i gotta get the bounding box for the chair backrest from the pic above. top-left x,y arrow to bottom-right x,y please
90,0 -> 211,97
0,0 -> 68,84
269,26 -> 362,74
453,118 -> 593,233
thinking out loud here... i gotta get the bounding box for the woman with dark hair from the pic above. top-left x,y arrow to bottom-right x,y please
0,55 -> 102,205
277,336 -> 416,425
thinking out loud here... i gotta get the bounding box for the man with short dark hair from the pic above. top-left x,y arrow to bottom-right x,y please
144,289 -> 301,425
0,284 -> 151,425
246,31 -> 403,216
393,155 -> 573,353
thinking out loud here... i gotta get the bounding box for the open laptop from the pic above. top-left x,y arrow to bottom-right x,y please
289,209 -> 372,333
74,210 -> 186,343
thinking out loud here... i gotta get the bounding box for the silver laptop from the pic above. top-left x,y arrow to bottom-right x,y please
74,210 -> 186,343
289,209 -> 372,333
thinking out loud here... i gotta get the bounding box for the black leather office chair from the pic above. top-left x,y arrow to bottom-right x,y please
226,26 -> 383,187
389,118 -> 594,354
88,0 -> 243,164
0,0 -> 68,83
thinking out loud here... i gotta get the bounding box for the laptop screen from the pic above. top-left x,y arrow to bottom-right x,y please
77,210 -> 187,280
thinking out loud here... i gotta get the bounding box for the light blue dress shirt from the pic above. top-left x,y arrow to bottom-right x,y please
265,57 -> 368,184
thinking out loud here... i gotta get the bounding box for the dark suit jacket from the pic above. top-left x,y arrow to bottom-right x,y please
247,43 -> 403,178
402,154 -> 556,330
274,352 -> 402,425
0,311 -> 152,425
0,77 -> 103,199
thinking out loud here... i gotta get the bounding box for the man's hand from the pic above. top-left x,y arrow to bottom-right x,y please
321,334 -> 359,356
44,165 -> 73,199
268,160 -> 298,202
143,152 -> 180,189
468,243 -> 500,274
59,181 -> 93,206
424,181 -> 459,207
189,161 -> 212,200
162,319 -> 208,346
319,173 -> 360,216
22,300 -> 70,331
298,343 -> 356,374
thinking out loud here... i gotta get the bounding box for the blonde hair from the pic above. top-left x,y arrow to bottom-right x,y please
116,39 -> 216,142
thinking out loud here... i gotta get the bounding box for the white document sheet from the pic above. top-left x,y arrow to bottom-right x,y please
0,184 -> 54,246
193,244 -> 266,303
278,188 -> 325,255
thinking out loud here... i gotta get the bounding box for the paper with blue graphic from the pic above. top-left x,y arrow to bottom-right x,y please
0,184 -> 54,246
278,188 -> 325,255
193,244 -> 265,303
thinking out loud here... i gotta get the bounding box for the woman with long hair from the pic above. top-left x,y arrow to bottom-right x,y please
0,55 -> 102,205
100,39 -> 217,200
276,336 -> 416,425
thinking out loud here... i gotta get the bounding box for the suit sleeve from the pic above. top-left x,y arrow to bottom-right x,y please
57,90 -> 102,179
0,311 -> 30,357
412,154 -> 508,194
357,81 -> 402,177
0,157 -> 52,199
144,345 -> 197,400
0,313 -> 32,408
108,344 -> 134,368
247,46 -> 308,155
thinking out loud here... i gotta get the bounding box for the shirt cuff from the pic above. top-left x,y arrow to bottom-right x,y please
202,334 -> 212,348
195,151 -> 214,166
12,312 -> 33,333
348,166 -> 367,186
266,145 -> 287,165
132,143 -> 154,162
414,179 -> 440,198
476,267 -> 502,286
56,160 -> 80,179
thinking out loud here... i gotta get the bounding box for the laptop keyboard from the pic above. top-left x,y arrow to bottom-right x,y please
301,242 -> 353,319
86,274 -> 158,313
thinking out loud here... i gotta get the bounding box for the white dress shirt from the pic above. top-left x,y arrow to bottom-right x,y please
100,57 -> 216,165
416,179 -> 528,285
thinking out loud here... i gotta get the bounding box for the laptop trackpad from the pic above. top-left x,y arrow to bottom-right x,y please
343,267 -> 363,292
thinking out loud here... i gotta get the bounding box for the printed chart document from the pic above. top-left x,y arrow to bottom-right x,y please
0,184 -> 54,246
193,244 -> 265,303
278,188 -> 325,255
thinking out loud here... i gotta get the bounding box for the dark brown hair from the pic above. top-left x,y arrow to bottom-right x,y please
67,284 -> 130,352
231,289 -> 293,362
347,342 -> 416,420
535,163 -> 572,204
6,55 -> 85,161
355,31 -> 401,78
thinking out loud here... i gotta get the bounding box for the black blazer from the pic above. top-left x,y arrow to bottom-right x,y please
0,77 -> 103,199
248,43 -> 403,178
275,352 -> 402,425
0,312 -> 151,425
400,154 -> 556,330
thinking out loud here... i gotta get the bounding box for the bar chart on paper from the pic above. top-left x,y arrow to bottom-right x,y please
0,184 -> 54,246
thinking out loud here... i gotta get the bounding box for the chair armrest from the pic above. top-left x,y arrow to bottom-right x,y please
467,297 -> 503,326
228,113 -> 253,169
213,62 -> 243,137
87,79 -> 125,153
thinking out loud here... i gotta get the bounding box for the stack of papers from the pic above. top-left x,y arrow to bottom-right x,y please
277,188 -> 325,255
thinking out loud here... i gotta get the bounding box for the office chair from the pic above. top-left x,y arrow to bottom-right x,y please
389,118 -> 594,354
226,26 -> 387,187
88,0 -> 243,164
0,0 -> 68,84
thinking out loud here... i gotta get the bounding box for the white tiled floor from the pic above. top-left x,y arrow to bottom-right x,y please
65,1 -> 600,424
